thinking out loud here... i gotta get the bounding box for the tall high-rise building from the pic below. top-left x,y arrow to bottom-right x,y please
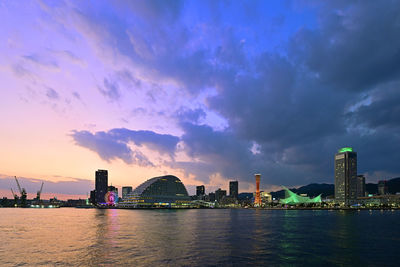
378,180 -> 388,195
334,147 -> 357,205
95,169 -> 108,204
229,181 -> 239,199
122,186 -> 132,199
254,174 -> 261,206
215,188 -> 226,202
356,175 -> 366,197
196,185 -> 205,197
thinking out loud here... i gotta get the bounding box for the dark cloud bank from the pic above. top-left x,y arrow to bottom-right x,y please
71,1 -> 400,186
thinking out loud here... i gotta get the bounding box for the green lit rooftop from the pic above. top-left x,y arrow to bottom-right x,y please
338,147 -> 353,153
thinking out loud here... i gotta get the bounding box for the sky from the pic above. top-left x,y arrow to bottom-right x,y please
1,0 -> 400,199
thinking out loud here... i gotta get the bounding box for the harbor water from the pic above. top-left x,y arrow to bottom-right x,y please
0,208 -> 399,266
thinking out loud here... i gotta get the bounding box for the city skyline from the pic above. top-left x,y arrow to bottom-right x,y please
1,1 -> 400,199
2,146 -> 397,201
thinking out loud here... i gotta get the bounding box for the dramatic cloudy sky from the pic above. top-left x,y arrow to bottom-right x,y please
1,0 -> 400,198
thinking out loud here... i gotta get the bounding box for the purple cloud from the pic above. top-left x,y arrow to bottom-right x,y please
71,128 -> 179,165
107,128 -> 180,156
98,78 -> 120,101
46,87 -> 59,100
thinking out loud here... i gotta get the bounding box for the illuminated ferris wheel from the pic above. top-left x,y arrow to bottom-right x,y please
104,191 -> 117,205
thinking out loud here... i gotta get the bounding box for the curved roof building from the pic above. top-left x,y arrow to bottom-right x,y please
120,175 -> 191,208
279,186 -> 322,205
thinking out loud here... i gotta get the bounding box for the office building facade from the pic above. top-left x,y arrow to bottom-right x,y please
95,169 -> 108,204
378,180 -> 388,195
122,186 -> 132,199
215,188 -> 227,203
229,181 -> 239,199
356,175 -> 366,197
334,147 -> 357,205
208,192 -> 216,202
196,185 -> 205,197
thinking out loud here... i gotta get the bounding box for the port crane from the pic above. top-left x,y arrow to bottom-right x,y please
14,176 -> 27,207
35,182 -> 44,202
10,188 -> 19,206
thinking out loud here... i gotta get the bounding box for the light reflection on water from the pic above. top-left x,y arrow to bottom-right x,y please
0,209 -> 399,266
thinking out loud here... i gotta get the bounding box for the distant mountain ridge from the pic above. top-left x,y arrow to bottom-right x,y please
269,177 -> 400,199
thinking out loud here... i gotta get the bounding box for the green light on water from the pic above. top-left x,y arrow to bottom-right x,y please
338,147 -> 353,153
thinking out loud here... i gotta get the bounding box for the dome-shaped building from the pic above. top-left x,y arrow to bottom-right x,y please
120,175 -> 191,208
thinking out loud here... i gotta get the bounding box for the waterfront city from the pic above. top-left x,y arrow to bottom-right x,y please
3,147 -> 400,210
2,1 -> 400,266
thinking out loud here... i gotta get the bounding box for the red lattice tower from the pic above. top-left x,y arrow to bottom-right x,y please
254,174 -> 261,206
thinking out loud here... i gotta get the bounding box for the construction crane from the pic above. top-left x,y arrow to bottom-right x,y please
14,176 -> 22,194
36,182 -> 44,202
11,188 -> 17,198
11,188 -> 19,206
14,176 -> 27,207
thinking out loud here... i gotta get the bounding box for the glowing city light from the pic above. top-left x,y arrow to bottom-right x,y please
338,147 -> 353,153
254,174 -> 261,206
104,191 -> 117,205
279,186 -> 322,205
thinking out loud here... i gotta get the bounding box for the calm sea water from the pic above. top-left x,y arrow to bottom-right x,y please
0,208 -> 399,266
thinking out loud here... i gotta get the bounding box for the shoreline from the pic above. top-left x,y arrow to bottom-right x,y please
2,206 -> 399,211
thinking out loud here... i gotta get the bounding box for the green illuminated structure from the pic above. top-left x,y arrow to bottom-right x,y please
338,147 -> 353,153
279,186 -> 321,205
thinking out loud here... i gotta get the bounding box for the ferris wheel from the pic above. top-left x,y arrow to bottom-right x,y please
104,191 -> 117,205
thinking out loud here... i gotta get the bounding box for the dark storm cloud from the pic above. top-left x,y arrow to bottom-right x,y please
71,128 -> 179,165
70,1 -> 400,185
200,1 -> 400,184
289,1 -> 400,92
347,84 -> 400,130
174,122 -> 315,186
209,53 -> 349,151
175,108 -> 206,124
179,122 -> 256,178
